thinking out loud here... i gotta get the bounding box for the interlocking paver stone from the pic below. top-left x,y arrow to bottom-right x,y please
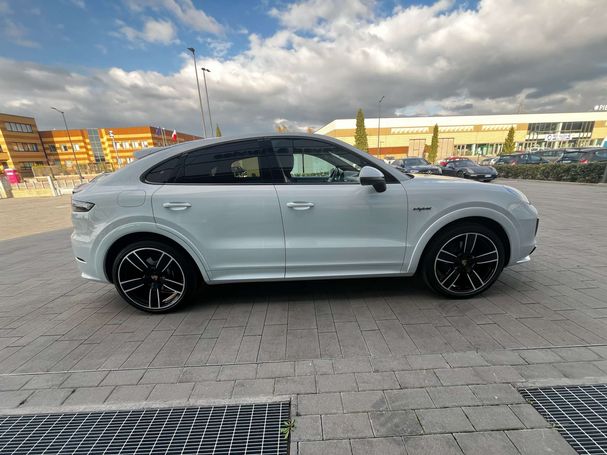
463,405 -> 524,431
232,378 -> 274,398
385,388 -> 434,410
341,391 -> 388,413
404,434 -> 464,455
509,404 -> 551,429
322,413 -> 374,439
291,415 -> 322,441
417,408 -> 474,433
395,370 -> 441,388
355,372 -> 399,391
351,437 -> 406,455
506,429 -> 577,455
368,410 -> 422,436
275,375 -> 316,395
298,392 -> 342,415
427,386 -> 479,408
299,440 -> 351,455
455,431 -> 519,455
470,384 -> 526,405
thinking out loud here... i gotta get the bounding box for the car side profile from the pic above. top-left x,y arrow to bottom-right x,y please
71,134 -> 538,313
493,153 -> 548,165
392,157 -> 442,175
440,158 -> 498,182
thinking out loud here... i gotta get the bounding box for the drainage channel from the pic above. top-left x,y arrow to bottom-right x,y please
520,384 -> 607,454
0,402 -> 290,454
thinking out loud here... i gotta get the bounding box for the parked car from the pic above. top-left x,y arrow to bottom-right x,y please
493,153 -> 548,165
440,158 -> 498,182
556,148 -> 607,164
534,149 -> 565,162
438,156 -> 467,166
480,157 -> 496,166
392,157 -> 442,175
71,134 -> 537,312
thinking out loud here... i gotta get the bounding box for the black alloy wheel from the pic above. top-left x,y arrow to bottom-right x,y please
422,223 -> 505,298
112,241 -> 197,312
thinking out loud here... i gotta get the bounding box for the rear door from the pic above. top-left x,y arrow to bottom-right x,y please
271,138 -> 407,278
150,139 -> 285,282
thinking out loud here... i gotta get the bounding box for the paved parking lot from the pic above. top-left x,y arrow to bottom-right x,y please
1,180 -> 606,454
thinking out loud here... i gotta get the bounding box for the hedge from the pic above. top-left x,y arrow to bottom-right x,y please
494,163 -> 607,183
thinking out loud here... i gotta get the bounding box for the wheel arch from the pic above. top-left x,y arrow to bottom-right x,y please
104,232 -> 205,284
406,211 -> 516,274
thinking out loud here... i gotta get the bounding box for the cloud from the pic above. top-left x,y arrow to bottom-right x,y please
1,0 -> 606,137
124,0 -> 223,34
117,18 -> 179,45
69,0 -> 86,8
2,19 -> 39,48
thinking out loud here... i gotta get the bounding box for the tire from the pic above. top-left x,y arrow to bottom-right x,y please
112,240 -> 198,313
456,170 -> 465,178
421,222 -> 505,298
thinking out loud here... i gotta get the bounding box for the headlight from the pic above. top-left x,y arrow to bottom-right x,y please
503,186 -> 529,204
72,200 -> 95,212
408,169 -> 419,174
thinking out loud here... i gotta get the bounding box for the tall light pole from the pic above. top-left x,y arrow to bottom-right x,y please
51,107 -> 83,179
377,96 -> 385,158
187,47 -> 207,138
200,67 -> 214,137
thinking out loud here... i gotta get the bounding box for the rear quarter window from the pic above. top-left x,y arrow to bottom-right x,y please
144,156 -> 182,183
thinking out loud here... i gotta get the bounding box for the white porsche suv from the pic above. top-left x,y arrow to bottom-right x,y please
71,134 -> 538,313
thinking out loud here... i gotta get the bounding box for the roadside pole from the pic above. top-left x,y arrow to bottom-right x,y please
601,163 -> 607,184
109,130 -> 119,170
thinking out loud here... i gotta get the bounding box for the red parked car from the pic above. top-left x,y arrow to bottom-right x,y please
438,156 -> 467,166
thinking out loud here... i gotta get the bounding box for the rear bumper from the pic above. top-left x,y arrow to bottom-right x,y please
71,231 -> 108,283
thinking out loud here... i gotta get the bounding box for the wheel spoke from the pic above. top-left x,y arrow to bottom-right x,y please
474,250 -> 498,259
469,234 -> 477,253
436,258 -> 455,264
120,277 -> 143,285
155,252 -> 166,271
148,287 -> 153,308
472,270 -> 486,287
160,258 -> 174,273
476,258 -> 498,265
466,273 -> 477,291
163,284 -> 182,294
163,278 -> 184,288
125,256 -> 143,272
156,288 -> 161,308
132,251 -> 149,269
124,283 -> 144,293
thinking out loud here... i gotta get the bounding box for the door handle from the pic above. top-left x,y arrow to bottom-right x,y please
286,201 -> 314,210
162,202 -> 191,211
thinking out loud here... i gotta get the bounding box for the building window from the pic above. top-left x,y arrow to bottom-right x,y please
73,144 -> 80,151
13,143 -> 39,152
49,144 -> 57,153
5,122 -> 34,133
528,123 -> 559,134
61,144 -> 69,152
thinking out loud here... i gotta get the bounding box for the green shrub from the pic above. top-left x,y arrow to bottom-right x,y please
494,163 -> 606,183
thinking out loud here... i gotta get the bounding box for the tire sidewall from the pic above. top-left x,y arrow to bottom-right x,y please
112,240 -> 197,313
422,223 -> 505,298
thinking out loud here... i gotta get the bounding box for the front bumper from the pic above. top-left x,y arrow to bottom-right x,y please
466,174 -> 497,181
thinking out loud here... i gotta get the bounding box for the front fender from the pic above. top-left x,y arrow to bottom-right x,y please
402,205 -> 520,274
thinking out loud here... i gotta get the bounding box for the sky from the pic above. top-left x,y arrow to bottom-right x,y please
0,0 -> 606,136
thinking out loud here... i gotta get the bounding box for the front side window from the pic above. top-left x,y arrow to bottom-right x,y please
177,140 -> 271,184
404,158 -> 429,166
272,138 -> 381,184
452,159 -> 475,168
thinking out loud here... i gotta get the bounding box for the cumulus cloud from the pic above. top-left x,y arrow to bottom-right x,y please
1,0 -> 606,136
124,0 -> 223,35
2,19 -> 39,48
117,18 -> 179,45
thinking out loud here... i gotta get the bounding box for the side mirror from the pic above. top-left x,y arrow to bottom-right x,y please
359,166 -> 386,193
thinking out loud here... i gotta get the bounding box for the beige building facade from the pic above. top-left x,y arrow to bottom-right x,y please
316,112 -> 607,160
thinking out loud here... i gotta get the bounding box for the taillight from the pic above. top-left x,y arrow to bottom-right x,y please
579,159 -> 589,164
72,200 -> 95,212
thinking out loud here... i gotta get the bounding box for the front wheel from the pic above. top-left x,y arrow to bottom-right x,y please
112,240 -> 198,313
421,223 -> 505,298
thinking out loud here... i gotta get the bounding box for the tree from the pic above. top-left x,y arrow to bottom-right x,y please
215,124 -> 222,137
354,108 -> 369,152
427,124 -> 439,163
503,126 -> 516,154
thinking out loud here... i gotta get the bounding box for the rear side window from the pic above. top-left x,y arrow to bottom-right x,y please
144,156 -> 182,183
592,151 -> 607,160
176,140 -> 271,184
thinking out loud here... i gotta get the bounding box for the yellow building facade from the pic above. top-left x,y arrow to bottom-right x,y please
317,112 -> 607,160
0,111 -> 201,176
39,126 -> 200,171
0,113 -> 48,174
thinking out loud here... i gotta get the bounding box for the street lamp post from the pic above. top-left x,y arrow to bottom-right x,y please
377,96 -> 385,158
187,47 -> 207,138
51,107 -> 83,180
200,67 -> 214,137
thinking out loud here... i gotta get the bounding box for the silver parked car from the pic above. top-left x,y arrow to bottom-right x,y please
71,134 -> 538,312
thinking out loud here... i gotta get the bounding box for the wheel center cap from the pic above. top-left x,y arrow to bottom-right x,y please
151,275 -> 159,281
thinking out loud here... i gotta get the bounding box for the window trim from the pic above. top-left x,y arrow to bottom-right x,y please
142,138 -> 281,186
269,137 -> 399,185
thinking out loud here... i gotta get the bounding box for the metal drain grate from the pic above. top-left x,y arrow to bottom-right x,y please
0,402 -> 290,454
520,384 -> 607,454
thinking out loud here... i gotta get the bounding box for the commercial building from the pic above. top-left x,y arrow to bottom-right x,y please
0,112 -> 200,176
0,113 -> 47,174
39,126 -> 200,170
316,111 -> 607,160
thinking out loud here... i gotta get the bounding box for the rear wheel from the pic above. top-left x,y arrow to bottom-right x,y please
112,240 -> 197,313
421,223 -> 505,298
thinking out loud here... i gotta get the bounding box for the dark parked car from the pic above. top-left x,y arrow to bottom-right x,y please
392,157 -> 442,175
441,158 -> 497,182
493,153 -> 548,165
535,149 -> 565,162
556,148 -> 607,164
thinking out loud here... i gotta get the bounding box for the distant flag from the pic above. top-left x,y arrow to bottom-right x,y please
171,130 -> 177,141
155,126 -> 162,136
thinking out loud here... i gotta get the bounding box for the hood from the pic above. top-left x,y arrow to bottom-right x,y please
464,165 -> 496,173
407,164 -> 440,170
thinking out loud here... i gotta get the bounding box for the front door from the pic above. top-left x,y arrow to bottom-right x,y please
151,139 -> 285,282
271,138 -> 407,278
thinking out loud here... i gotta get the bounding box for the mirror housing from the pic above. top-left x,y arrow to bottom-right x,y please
359,166 -> 387,193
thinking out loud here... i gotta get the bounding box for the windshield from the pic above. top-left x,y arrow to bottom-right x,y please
451,159 -> 476,167
404,158 -> 429,166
